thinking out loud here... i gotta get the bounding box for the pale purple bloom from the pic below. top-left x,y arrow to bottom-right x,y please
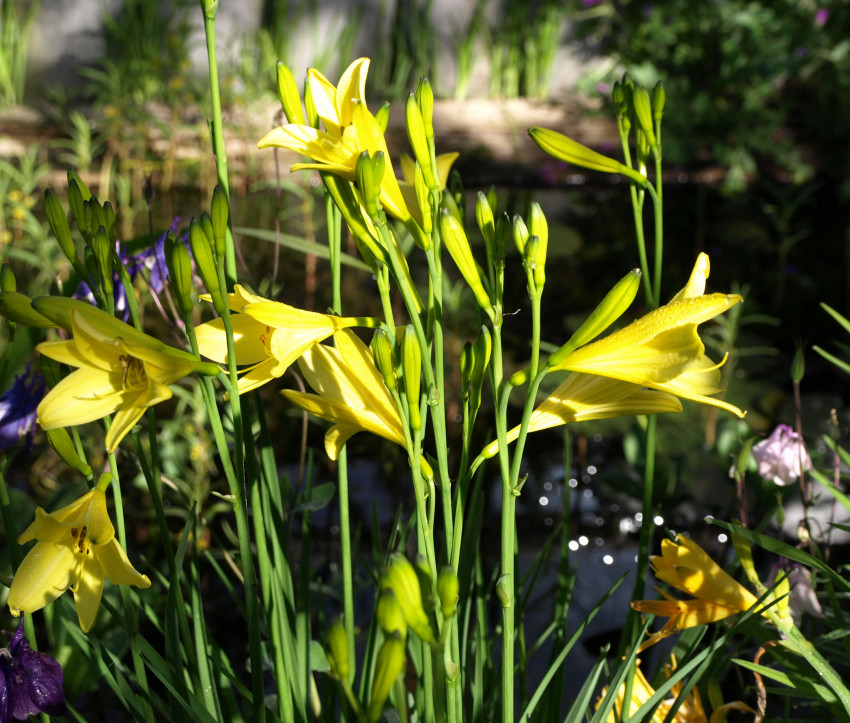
0,366 -> 45,451
752,424 -> 812,486
787,567 -> 823,625
815,8 -> 829,26
0,617 -> 66,722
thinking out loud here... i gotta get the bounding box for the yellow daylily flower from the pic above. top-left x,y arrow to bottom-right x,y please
554,253 -> 745,418
195,284 -> 378,394
282,330 -> 432,476
8,488 -> 151,633
258,58 -> 410,221
482,373 -> 682,458
33,299 -> 219,452
632,534 -> 760,648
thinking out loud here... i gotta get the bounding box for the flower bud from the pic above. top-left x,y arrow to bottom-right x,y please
93,225 -> 113,297
523,235 -> 540,294
440,208 -> 490,310
367,632 -> 406,722
102,201 -> 116,239
304,77 -> 319,129
632,87 -> 657,148
325,617 -> 350,680
528,127 -> 647,186
414,162 -> 431,234
652,81 -> 665,123
0,263 -> 15,292
374,100 -> 391,134
189,217 -> 224,315
67,168 -> 92,201
401,324 -> 422,431
211,185 -> 229,258
87,197 -> 108,239
469,326 -> 491,416
460,341 -> 473,402
496,573 -> 511,607
0,291 -> 55,327
355,150 -> 385,221
405,94 -> 437,190
44,427 -> 92,476
491,212 -> 510,268
376,588 -> 408,638
83,247 -> 99,289
791,342 -> 805,384
371,329 -> 397,392
731,528 -> 761,590
415,76 -> 434,141
528,202 -> 548,288
44,189 -> 76,264
635,128 -> 650,176
437,567 -> 459,619
381,553 -> 434,643
165,232 -> 195,316
276,62 -> 306,124
512,214 -> 529,256
199,212 -> 215,251
475,191 -> 495,252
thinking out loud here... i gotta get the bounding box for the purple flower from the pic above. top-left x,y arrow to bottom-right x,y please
582,0 -> 605,6
752,424 -> 812,486
0,366 -> 45,451
0,617 -> 66,722
815,8 -> 829,26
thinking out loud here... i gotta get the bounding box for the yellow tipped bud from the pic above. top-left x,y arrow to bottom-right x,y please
376,589 -> 408,638
731,527 -> 761,590
304,77 -> 319,129
512,214 -> 529,256
367,633 -> 406,722
381,553 -> 434,643
211,185 -> 229,258
276,62 -> 306,124
401,324 -> 422,431
475,191 -> 495,252
440,207 -> 490,309
437,567 -> 459,619
405,94 -> 437,190
325,617 -> 351,680
528,202 -> 548,287
374,100 -> 391,134
415,76 -> 434,140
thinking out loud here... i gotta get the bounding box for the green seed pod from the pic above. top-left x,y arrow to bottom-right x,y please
189,217 -> 223,315
44,189 -> 76,264
367,632 -> 406,722
67,168 -> 92,200
276,62 -> 306,124
401,324 -> 422,432
437,566 -> 459,619
87,197 -> 107,238
211,185 -> 229,258
325,617 -> 350,680
376,588 -> 408,638
199,212 -> 215,250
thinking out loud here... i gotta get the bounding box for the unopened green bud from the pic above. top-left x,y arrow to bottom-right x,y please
414,162 -> 431,234
374,100 -> 391,134
496,573 -> 511,607
325,617 -> 350,680
460,342 -> 473,401
405,94 -> 437,190
304,78 -> 319,129
0,264 -> 15,292
87,197 -> 108,237
470,326 -> 491,415
321,174 -> 385,270
528,127 -> 647,186
44,427 -> 92,476
415,76 -> 434,140
0,291 -> 55,327
93,225 -> 113,296
376,589 -> 408,638
211,185 -> 229,257
546,268 -> 641,372
199,212 -> 215,250
635,128 -> 650,176
276,62 -> 306,124
512,214 -> 529,256
475,192 -> 495,251
612,81 -> 626,116
371,329 -> 397,391
381,553 -> 434,643
165,232 -> 195,316
437,567 -> 459,619
491,212 -> 510,268
67,168 -> 92,201
440,208 -> 490,309
528,202 -> 548,287
401,324 -> 422,431
523,236 -> 540,295
44,189 -> 76,263
367,633 -> 406,722
632,87 -> 656,147
83,247 -> 99,288
102,201 -> 116,238
189,217 -> 223,314
652,81 -> 665,123
67,179 -> 88,235
791,343 -> 805,383
356,150 -> 385,220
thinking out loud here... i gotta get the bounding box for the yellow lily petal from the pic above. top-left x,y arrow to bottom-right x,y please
308,67 -> 344,136
73,552 -> 105,633
335,58 -> 369,128
37,367 -> 125,429
96,538 -> 151,588
8,541 -> 76,615
105,406 -> 147,453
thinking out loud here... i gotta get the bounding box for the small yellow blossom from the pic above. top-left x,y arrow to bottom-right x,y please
195,284 -> 378,394
632,534 -> 760,648
8,488 -> 151,633
34,298 -> 219,452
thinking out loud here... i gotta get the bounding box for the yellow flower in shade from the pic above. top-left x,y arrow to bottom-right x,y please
34,299 -> 220,453
482,373 -> 682,458
8,488 -> 151,633
632,534 -> 760,648
258,58 -> 410,221
195,285 -> 378,394
598,658 -> 752,723
554,253 -> 745,418
282,330 -> 432,476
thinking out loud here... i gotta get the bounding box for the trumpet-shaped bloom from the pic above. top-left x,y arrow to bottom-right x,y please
8,489 -> 151,633
751,423 -> 812,486
632,534 -> 759,647
283,330 -> 431,476
195,285 -> 377,394
258,58 -> 411,220
34,299 -> 219,452
555,254 -> 745,418
482,373 -> 682,458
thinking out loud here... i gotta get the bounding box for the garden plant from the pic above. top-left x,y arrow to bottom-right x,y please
2,2 -> 850,722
